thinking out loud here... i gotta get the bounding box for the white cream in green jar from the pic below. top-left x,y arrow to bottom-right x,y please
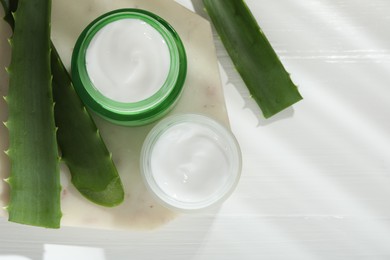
72,9 -> 187,126
85,19 -> 171,103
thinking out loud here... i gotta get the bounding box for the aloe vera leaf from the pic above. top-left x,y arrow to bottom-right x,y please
203,0 -> 303,118
5,0 -> 61,228
51,46 -> 125,207
2,0 -> 125,207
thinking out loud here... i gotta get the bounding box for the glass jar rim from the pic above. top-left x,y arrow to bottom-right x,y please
71,8 -> 187,125
140,114 -> 242,212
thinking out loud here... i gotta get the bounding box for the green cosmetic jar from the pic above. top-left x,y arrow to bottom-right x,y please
71,9 -> 187,126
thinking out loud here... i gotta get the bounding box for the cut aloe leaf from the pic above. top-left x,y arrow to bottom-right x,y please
5,0 -> 61,228
203,0 -> 303,118
51,46 -> 125,207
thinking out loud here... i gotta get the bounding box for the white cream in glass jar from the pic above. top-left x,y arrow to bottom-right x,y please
141,114 -> 242,212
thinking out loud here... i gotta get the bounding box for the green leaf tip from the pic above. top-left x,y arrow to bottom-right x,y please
203,0 -> 303,119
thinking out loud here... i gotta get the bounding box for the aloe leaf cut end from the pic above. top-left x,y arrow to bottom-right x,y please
203,0 -> 303,118
77,176 -> 124,207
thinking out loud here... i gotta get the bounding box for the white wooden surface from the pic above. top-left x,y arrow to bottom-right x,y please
1,0 -> 390,259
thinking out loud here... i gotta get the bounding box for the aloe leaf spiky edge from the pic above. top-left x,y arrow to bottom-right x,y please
203,0 -> 303,118
5,0 -> 62,228
2,0 -> 125,208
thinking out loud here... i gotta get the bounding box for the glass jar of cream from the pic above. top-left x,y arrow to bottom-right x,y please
141,114 -> 242,212
72,9 -> 187,126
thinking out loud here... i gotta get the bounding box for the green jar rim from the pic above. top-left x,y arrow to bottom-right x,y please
71,8 -> 187,126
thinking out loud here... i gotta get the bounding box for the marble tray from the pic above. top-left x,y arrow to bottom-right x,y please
0,0 -> 229,230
